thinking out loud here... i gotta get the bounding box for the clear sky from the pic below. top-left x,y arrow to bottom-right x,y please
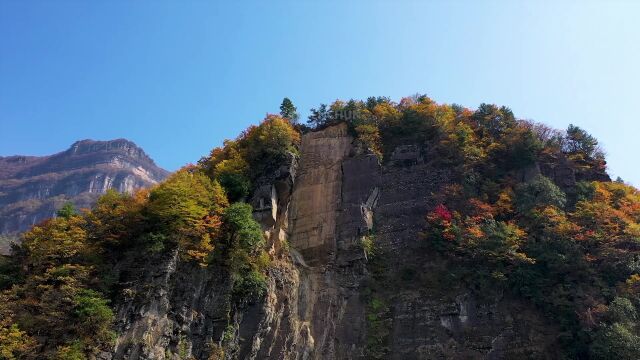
1,1 -> 639,185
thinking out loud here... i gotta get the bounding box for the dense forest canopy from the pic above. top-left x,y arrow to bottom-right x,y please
1,95 -> 638,359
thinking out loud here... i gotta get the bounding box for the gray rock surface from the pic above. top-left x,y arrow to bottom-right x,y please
108,125 -> 559,359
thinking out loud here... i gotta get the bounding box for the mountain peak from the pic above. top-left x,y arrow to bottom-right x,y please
65,138 -> 154,163
0,138 -> 169,243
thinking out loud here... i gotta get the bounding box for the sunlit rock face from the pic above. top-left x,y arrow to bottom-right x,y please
0,139 -> 169,252
0,130 -> 563,358
107,124 -> 560,360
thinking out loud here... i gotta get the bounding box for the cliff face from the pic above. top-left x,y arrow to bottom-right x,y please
109,124 -> 559,359
0,139 -> 169,252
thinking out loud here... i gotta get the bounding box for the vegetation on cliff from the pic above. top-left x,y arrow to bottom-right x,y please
425,179 -> 640,358
199,114 -> 300,201
304,94 -> 635,358
0,115 -> 299,359
0,95 -> 637,359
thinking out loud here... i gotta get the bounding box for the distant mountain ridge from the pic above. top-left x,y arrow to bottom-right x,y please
0,139 -> 169,252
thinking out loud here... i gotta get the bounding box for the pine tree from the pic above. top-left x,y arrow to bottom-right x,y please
279,98 -> 299,123
307,104 -> 329,128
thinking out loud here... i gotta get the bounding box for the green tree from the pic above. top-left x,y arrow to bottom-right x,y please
591,323 -> 640,359
565,124 -> 599,158
472,103 -> 516,138
223,203 -> 263,251
57,202 -> 77,219
365,96 -> 391,112
499,126 -> 543,169
223,203 -> 268,303
74,289 -> 114,344
55,340 -> 86,360
217,172 -> 250,202
0,255 -> 20,290
279,97 -> 299,123
515,175 -> 567,213
307,104 -> 329,128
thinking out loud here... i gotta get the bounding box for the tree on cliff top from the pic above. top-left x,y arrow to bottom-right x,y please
565,124 -> 601,159
200,114 -> 300,200
307,103 -> 329,128
280,98 -> 299,123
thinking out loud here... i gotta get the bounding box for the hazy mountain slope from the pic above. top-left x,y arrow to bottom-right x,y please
0,139 -> 168,252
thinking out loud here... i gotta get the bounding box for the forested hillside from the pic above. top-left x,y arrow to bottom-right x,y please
0,139 -> 168,254
1,96 -> 639,359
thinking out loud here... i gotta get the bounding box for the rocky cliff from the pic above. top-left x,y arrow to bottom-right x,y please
0,139 -> 169,252
108,124 -> 559,359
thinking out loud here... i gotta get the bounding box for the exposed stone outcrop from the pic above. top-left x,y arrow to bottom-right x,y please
538,151 -> 610,206
108,124 -> 560,359
110,249 -> 232,359
232,123 -> 377,359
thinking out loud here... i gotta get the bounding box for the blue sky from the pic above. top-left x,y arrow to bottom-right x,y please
1,0 -> 639,185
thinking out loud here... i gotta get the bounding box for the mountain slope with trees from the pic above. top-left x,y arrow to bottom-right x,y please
1,96 -> 639,359
0,139 -> 168,254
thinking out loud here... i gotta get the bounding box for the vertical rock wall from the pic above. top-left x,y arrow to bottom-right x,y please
237,123 -> 380,359
108,124 -> 559,360
285,123 -> 380,359
288,123 -> 353,264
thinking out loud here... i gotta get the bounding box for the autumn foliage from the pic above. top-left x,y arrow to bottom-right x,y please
1,95 -> 637,358
200,115 -> 300,201
0,112 -> 302,359
302,94 -> 640,357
